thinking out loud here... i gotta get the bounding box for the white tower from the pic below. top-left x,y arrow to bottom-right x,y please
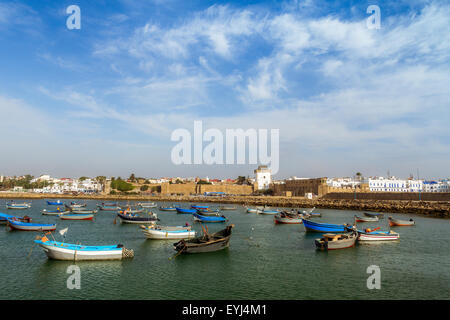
254,165 -> 272,190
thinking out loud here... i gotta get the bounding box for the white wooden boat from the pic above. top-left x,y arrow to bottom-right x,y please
6,202 -> 31,209
60,213 -> 94,220
246,207 -> 262,214
34,236 -> 134,261
358,230 -> 400,241
42,209 -> 70,216
137,202 -> 157,208
141,225 -> 196,240
388,217 -> 415,226
315,232 -> 357,250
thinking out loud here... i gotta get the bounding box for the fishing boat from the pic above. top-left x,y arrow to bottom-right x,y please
315,232 -> 357,250
246,207 -> 262,214
102,202 -> 118,206
364,212 -> 384,218
69,209 -> 98,214
42,209 -> 69,216
274,211 -> 303,224
356,228 -> 400,241
260,208 -> 279,215
302,218 -> 351,233
176,207 -> 197,214
7,218 -> 56,231
173,225 -> 234,254
219,206 -> 236,211
196,208 -> 220,214
140,224 -> 196,240
299,207 -> 316,215
191,205 -> 209,210
159,206 -> 177,211
60,213 -> 94,221
0,212 -> 31,224
6,202 -> 31,209
309,212 -> 322,217
118,207 -> 145,214
65,203 -> 87,210
46,200 -> 64,205
117,211 -> 159,224
354,215 -> 379,222
97,204 -> 120,211
34,235 -> 134,261
137,202 -> 157,208
193,213 -> 227,223
388,217 -> 415,226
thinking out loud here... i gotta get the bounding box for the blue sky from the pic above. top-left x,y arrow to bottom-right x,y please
0,0 -> 449,180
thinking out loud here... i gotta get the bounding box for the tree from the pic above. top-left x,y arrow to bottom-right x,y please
140,185 -> 149,192
236,176 -> 246,185
197,180 -> 211,185
129,173 -> 136,182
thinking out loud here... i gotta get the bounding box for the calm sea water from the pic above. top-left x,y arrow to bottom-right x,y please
0,199 -> 448,300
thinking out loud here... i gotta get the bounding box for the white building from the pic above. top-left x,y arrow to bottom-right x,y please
422,181 -> 448,193
368,177 -> 423,192
254,165 -> 272,190
327,177 -> 362,188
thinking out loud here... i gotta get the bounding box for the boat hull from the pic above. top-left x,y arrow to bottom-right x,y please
159,207 -> 177,211
176,208 -> 197,214
8,220 -> 56,231
388,217 -> 415,226
274,214 -> 303,224
42,210 -> 69,216
35,241 -> 129,261
302,219 -> 349,233
193,213 -> 227,223
60,214 -> 94,220
117,212 -> 158,224
315,233 -> 357,250
358,232 -> 400,241
173,225 -> 233,254
355,215 -> 379,222
143,228 -> 196,240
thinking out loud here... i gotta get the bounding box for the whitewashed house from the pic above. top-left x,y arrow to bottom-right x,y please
254,165 -> 272,190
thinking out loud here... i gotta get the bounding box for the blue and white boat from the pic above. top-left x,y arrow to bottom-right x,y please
6,202 -> 31,209
176,207 -> 197,214
260,208 -> 279,215
302,218 -> 350,233
7,219 -> 56,231
47,200 -> 64,205
0,212 -> 31,224
34,237 -> 134,261
159,206 -> 177,211
193,213 -> 227,223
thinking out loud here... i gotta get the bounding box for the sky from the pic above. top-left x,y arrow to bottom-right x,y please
0,0 -> 449,180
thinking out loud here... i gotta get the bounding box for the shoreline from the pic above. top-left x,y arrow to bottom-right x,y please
1,193 -> 449,218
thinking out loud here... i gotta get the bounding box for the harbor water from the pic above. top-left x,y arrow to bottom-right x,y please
0,199 -> 449,299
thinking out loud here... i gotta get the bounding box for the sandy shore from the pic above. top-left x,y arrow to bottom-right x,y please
1,192 -> 449,218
